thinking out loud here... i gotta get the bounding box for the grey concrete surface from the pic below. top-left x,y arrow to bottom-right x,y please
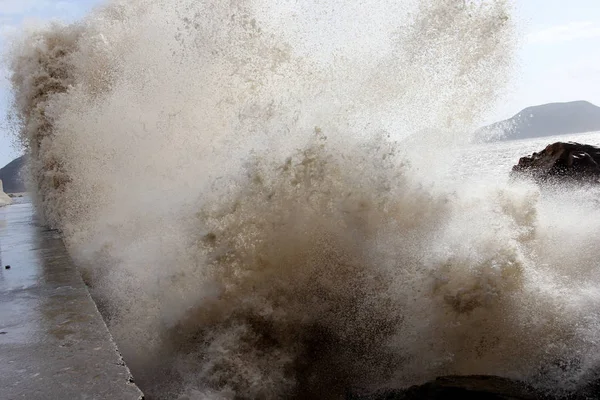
0,198 -> 144,400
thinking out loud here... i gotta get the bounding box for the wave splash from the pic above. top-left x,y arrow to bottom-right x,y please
8,0 -> 600,398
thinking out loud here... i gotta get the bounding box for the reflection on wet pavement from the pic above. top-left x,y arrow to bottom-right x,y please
0,198 -> 143,399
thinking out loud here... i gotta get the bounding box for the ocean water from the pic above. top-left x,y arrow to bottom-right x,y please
7,0 -> 600,399
457,131 -> 600,182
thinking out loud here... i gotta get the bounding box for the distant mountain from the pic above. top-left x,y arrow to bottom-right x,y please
0,155 -> 27,193
477,101 -> 600,142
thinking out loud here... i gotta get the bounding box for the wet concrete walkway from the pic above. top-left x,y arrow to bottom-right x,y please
0,199 -> 143,399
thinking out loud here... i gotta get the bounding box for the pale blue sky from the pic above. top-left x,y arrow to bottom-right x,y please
509,1 -> 600,116
0,0 -> 598,166
0,0 -> 98,165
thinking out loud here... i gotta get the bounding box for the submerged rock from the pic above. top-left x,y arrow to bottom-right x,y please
512,142 -> 600,184
348,375 -> 545,400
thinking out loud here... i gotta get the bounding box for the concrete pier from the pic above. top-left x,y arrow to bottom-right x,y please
0,199 -> 144,399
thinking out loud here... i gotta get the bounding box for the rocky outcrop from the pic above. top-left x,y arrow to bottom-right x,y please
348,375 -> 544,400
0,155 -> 26,193
349,373 -> 600,399
0,179 -> 13,207
511,142 -> 600,184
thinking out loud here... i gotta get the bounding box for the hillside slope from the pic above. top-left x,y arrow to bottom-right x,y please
478,101 -> 600,141
0,155 -> 27,193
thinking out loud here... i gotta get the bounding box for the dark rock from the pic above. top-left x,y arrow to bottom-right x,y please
4,265 -> 10,269
511,142 -> 600,184
348,376 -> 548,400
0,155 -> 26,193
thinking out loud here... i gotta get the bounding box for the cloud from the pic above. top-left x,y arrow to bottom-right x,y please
527,21 -> 600,44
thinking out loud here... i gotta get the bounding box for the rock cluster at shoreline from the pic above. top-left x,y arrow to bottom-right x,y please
349,374 -> 600,400
512,142 -> 600,184
348,376 -> 539,399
